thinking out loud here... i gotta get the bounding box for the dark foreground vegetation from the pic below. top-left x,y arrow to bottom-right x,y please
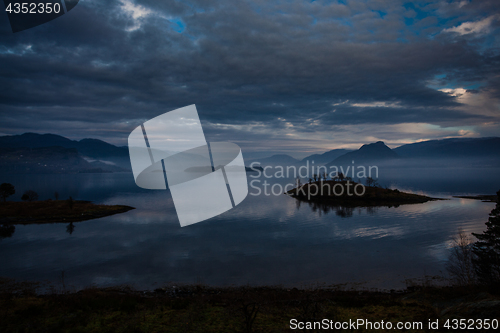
0,200 -> 134,224
287,180 -> 439,207
0,278 -> 499,333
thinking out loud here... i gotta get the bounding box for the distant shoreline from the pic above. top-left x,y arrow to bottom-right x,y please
0,200 -> 135,225
452,194 -> 498,203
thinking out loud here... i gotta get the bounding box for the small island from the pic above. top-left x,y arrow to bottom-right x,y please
0,199 -> 135,225
286,180 -> 441,207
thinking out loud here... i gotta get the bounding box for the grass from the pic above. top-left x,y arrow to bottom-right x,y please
0,200 -> 135,224
0,278 -> 499,332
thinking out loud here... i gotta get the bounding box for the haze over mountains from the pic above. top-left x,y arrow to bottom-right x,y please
0,133 -> 130,174
301,149 -> 354,164
247,154 -> 301,167
393,137 -> 500,159
0,133 -> 499,174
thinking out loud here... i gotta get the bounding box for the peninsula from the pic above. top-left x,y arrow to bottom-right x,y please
0,200 -> 135,225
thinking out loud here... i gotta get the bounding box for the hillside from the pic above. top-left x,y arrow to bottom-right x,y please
0,133 -> 131,172
0,133 -> 128,158
326,141 -> 399,166
301,148 -> 354,164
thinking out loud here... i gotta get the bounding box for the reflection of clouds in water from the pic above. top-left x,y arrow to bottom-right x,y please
199,193 -> 301,225
0,173 -> 498,290
427,242 -> 452,262
332,226 -> 408,240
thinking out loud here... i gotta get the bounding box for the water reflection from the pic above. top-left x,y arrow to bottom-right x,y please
0,171 -> 498,291
0,224 -> 15,239
66,222 -> 75,235
294,196 -> 382,218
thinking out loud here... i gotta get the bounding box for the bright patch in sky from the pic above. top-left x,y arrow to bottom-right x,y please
442,15 -> 499,36
351,101 -> 401,108
439,88 -> 467,97
332,101 -> 401,108
120,0 -> 153,31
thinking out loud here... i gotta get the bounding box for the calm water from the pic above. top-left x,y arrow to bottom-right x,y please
1,166 -> 499,291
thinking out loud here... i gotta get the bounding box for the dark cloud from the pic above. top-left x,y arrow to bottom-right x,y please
0,0 -> 499,152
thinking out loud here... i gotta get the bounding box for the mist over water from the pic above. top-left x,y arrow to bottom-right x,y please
0,164 -> 499,290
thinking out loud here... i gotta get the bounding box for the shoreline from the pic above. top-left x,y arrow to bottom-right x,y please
0,200 -> 135,225
452,194 -> 498,202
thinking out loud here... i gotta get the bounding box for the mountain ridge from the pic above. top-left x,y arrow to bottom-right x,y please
301,149 -> 354,164
326,141 -> 399,166
0,133 -> 131,170
2,133 -> 499,172
393,137 -> 500,158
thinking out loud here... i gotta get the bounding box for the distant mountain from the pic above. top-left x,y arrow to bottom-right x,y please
76,138 -> 129,159
0,133 -> 128,156
247,154 -> 300,166
0,133 -> 75,149
0,133 -> 130,170
326,141 -> 399,165
394,137 -> 500,158
301,149 -> 354,164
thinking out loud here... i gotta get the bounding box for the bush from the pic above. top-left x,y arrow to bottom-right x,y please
446,230 -> 476,286
21,190 -> 39,202
0,183 -> 15,202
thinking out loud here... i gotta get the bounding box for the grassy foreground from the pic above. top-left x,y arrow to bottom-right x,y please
0,200 -> 135,224
1,279 -> 499,333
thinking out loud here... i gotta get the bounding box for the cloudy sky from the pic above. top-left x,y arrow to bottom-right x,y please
1,0 -> 499,157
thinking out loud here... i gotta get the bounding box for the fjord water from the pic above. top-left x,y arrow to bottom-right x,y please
0,166 -> 499,291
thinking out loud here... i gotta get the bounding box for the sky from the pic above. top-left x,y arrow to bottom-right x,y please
0,0 -> 499,158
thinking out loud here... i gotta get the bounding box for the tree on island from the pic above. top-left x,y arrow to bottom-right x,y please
472,190 -> 500,287
54,191 -> 59,200
0,183 -> 15,202
21,190 -> 39,202
365,177 -> 379,187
